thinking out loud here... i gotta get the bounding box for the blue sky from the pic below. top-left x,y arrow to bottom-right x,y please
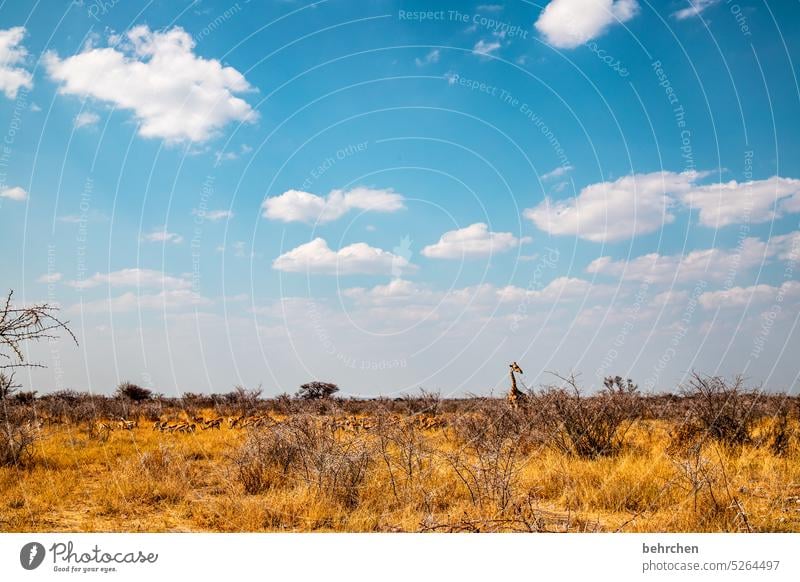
1,0 -> 799,397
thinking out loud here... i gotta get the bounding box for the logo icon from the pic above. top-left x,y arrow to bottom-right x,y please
20,542 -> 46,570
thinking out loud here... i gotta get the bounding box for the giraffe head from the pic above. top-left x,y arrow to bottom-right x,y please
510,362 -> 523,374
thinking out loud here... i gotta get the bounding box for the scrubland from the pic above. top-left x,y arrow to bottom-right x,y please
1,375 -> 799,532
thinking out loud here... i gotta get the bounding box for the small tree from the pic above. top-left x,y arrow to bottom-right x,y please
0,371 -> 20,400
296,381 -> 339,400
116,381 -> 152,402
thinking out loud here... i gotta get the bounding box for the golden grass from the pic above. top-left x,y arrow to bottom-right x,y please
1,414 -> 798,533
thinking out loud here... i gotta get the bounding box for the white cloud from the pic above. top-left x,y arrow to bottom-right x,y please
262,187 -> 404,224
142,229 -> 183,244
37,272 -> 62,284
541,164 -> 574,181
699,281 -> 800,309
678,176 -> 800,227
421,223 -> 531,259
67,268 -> 191,290
273,238 -> 415,275
534,0 -> 639,49
192,208 -> 233,222
524,171 -> 695,242
672,0 -> 719,20
767,231 -> 800,261
44,26 -> 257,143
0,186 -> 28,201
415,49 -> 440,66
74,111 -> 100,128
473,40 -> 501,57
0,27 -> 33,99
587,237 -> 768,283
75,289 -> 211,313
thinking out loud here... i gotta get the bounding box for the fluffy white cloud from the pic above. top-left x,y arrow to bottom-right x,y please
0,186 -> 28,201
473,39 -> 501,57
421,223 -> 531,259
142,229 -> 183,244
67,268 -> 191,290
534,0 -> 639,49
262,187 -> 404,223
74,111 -> 100,128
525,171 -> 694,242
678,176 -> 800,227
699,281 -> 800,309
44,26 -> 257,142
587,237 -> 768,283
672,0 -> 719,20
0,27 -> 33,99
273,238 -> 415,275
767,231 -> 800,261
526,171 -> 800,241
75,289 -> 211,313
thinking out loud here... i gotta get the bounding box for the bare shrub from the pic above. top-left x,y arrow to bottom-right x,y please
537,374 -> 642,459
680,373 -> 761,447
375,413 -> 431,504
0,421 -> 38,466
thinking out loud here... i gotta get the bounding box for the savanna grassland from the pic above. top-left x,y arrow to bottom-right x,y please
1,376 -> 799,533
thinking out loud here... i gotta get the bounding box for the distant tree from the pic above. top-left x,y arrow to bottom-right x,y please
0,371 -> 20,400
13,390 -> 37,404
224,384 -> 263,404
296,381 -> 339,400
116,381 -> 152,402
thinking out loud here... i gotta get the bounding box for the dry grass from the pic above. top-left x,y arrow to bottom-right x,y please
1,391 -> 799,533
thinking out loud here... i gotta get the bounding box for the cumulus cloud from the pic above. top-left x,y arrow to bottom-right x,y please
677,176 -> 800,227
672,0 -> 719,20
587,237 -> 769,283
67,268 -> 191,290
44,26 -> 257,143
142,228 -> 183,244
699,281 -> 800,309
74,111 -> 100,128
524,171 -> 694,242
262,187 -> 404,224
525,171 -> 800,242
421,223 -> 531,259
0,186 -> 28,201
534,0 -> 639,49
273,238 -> 415,275
0,27 -> 33,99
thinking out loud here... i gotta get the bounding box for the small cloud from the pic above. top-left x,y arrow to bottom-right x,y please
365,225 -> 377,232
473,39 -> 501,58
37,272 -> 62,283
29,102 -> 41,112
415,49 -> 440,67
535,0 -> 639,49
422,223 -> 531,259
142,228 -> 183,244
477,4 -> 504,12
74,111 -> 100,128
0,186 -> 28,201
672,0 -> 719,20
541,164 -> 574,181
191,208 -> 233,222
0,27 -> 33,99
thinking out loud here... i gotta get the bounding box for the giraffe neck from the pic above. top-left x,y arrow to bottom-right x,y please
510,369 -> 518,393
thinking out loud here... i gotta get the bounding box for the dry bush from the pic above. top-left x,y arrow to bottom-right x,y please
679,373 -> 761,448
447,407 -> 525,511
233,417 -> 373,507
537,374 -> 642,459
0,421 -> 38,466
374,412 -> 431,504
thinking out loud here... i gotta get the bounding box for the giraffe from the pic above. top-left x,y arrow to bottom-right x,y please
507,362 -> 527,409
